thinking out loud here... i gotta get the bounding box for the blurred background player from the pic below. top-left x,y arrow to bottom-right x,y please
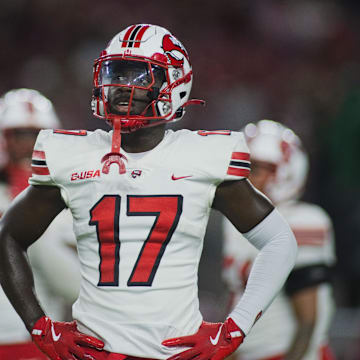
0,88 -> 80,360
222,119 -> 336,360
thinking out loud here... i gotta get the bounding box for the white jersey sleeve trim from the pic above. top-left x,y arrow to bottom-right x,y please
228,209 -> 297,334
28,130 -> 56,187
224,132 -> 251,181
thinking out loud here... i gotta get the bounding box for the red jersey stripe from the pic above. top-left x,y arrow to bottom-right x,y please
32,150 -> 45,160
134,25 -> 150,48
293,228 -> 327,246
227,167 -> 250,177
32,166 -> 50,175
293,229 -> 327,237
231,152 -> 250,161
297,239 -> 325,247
121,25 -> 136,47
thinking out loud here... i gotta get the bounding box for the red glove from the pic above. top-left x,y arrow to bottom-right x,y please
162,318 -> 245,360
31,316 -> 104,360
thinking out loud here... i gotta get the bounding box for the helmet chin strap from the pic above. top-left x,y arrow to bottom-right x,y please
101,118 -> 127,174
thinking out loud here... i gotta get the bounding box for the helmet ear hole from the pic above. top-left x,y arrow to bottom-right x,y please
175,107 -> 184,118
179,91 -> 187,99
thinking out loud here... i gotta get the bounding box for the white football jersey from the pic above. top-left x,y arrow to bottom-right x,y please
0,184 -> 79,344
222,201 -> 336,360
28,128 -> 250,358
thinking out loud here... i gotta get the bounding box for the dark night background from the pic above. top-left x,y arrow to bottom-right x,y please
1,1 -> 359,358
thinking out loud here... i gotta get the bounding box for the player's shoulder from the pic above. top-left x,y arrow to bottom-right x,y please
278,200 -> 333,235
37,128 -> 99,143
282,201 -> 336,266
281,200 -> 331,224
173,129 -> 246,146
35,128 -> 110,153
169,129 -> 250,181
30,129 -> 109,187
171,129 -> 249,160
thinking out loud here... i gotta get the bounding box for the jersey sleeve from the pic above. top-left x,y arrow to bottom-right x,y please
28,130 -> 57,186
278,202 -> 336,295
292,207 -> 336,269
223,132 -> 251,181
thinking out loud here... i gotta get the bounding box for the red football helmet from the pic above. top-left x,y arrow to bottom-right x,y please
92,24 -> 203,133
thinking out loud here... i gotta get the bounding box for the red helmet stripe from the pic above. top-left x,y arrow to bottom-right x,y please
134,25 -> 150,48
121,25 -> 137,47
127,25 -> 142,48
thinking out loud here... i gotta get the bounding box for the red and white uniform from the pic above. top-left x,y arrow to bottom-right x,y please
223,200 -> 336,360
28,128 -> 250,358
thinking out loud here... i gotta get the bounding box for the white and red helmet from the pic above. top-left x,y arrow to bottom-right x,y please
0,88 -> 60,131
92,24 -> 203,133
244,120 -> 309,204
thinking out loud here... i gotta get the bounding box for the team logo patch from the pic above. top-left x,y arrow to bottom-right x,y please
131,170 -> 142,178
171,174 -> 192,181
71,170 -> 101,181
162,34 -> 190,67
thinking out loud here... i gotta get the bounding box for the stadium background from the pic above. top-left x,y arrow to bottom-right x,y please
1,1 -> 359,358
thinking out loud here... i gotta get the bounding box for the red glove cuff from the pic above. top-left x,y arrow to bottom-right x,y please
225,317 -> 245,340
31,316 -> 50,338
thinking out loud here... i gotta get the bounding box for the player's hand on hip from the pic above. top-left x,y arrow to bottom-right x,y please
162,318 -> 244,360
31,316 -> 104,360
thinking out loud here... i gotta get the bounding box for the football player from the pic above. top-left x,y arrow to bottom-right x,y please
0,89 -> 80,360
222,120 -> 336,360
0,25 -> 297,360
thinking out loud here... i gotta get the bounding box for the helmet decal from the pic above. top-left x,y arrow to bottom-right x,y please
120,24 -> 150,48
25,101 -> 35,115
280,140 -> 291,162
162,34 -> 190,67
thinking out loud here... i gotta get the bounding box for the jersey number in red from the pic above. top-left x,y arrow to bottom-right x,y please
89,195 -> 183,287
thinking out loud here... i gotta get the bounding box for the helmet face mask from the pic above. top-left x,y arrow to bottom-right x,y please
91,24 -> 194,133
96,58 -> 168,128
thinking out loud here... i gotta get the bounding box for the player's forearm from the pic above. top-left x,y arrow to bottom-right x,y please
228,209 -> 298,334
284,323 -> 314,360
0,231 -> 45,332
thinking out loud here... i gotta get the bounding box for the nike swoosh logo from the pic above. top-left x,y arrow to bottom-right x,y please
51,323 -> 61,342
210,324 -> 223,346
171,175 -> 193,181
